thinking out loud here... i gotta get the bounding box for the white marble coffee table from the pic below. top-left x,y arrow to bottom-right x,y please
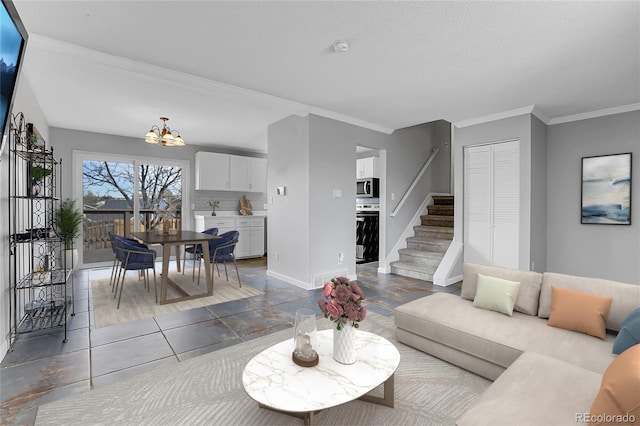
242,329 -> 401,425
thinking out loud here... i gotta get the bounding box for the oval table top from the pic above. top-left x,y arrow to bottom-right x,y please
242,329 -> 400,413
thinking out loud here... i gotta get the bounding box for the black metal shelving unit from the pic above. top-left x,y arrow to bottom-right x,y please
8,113 -> 74,348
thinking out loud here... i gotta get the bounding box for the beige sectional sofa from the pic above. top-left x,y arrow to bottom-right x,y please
394,263 -> 640,425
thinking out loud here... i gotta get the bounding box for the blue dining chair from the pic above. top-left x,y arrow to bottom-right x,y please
197,230 -> 241,287
111,233 -> 157,309
108,232 -> 150,292
182,227 -> 218,280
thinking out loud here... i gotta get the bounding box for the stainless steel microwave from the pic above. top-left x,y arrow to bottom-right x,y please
356,178 -> 379,198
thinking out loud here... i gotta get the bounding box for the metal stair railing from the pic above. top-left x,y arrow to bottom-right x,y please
390,148 -> 439,217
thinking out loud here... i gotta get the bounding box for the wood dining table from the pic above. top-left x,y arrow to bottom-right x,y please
132,230 -> 221,305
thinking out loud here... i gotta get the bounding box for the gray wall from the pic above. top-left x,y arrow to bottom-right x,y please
267,114 -> 451,287
308,116 -> 358,281
267,115 -> 311,284
547,111 -> 639,284
531,115 -> 548,272
385,121 -> 451,242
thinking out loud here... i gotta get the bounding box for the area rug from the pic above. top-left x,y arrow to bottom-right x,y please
91,272 -> 264,328
35,312 -> 490,425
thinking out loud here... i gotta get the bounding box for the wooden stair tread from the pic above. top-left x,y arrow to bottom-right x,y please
392,194 -> 454,283
398,248 -> 445,259
414,225 -> 454,233
407,236 -> 452,245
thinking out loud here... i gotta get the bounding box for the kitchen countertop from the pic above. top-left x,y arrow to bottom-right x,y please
194,211 -> 267,218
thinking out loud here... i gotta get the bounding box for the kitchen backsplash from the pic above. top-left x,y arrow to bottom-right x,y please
195,191 -> 267,212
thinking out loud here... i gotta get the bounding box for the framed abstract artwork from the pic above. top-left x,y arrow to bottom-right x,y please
581,152 -> 632,225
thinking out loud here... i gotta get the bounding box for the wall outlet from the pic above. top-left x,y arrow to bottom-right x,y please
333,189 -> 342,198
338,252 -> 344,264
391,193 -> 395,201
275,252 -> 279,261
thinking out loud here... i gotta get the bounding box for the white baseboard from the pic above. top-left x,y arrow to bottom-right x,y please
433,240 -> 464,287
267,270 -> 358,290
377,266 -> 391,274
445,274 -> 463,286
382,192 -> 451,272
381,194 -> 432,271
266,270 -> 312,290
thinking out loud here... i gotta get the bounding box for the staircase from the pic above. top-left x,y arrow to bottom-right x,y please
390,195 -> 454,282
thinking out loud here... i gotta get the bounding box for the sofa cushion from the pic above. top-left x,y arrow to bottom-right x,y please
472,274 -> 521,316
539,272 -> 640,332
395,293 -> 616,374
547,286 -> 612,340
456,352 -> 602,426
590,344 -> 640,424
461,263 -> 542,316
613,308 -> 640,355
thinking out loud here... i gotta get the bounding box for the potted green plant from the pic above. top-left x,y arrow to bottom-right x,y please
55,198 -> 83,269
31,165 -> 52,181
208,199 -> 220,216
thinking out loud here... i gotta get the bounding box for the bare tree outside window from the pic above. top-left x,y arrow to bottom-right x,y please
82,160 -> 183,263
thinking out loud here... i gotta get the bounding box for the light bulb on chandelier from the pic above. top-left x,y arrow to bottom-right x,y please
145,117 -> 185,147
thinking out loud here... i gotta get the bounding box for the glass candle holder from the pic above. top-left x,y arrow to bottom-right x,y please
293,308 -> 317,363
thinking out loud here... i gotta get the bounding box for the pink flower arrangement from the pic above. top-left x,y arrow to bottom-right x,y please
317,277 -> 367,330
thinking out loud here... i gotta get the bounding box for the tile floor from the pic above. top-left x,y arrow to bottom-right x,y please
0,257 -> 461,425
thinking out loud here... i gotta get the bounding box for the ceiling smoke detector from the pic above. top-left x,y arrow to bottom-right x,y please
332,40 -> 350,53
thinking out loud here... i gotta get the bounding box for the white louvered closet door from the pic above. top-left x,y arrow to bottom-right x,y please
463,145 -> 492,266
464,140 -> 520,269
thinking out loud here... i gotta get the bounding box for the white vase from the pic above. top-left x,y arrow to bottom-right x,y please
333,324 -> 356,364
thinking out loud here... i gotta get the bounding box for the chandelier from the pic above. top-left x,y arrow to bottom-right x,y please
144,117 -> 185,147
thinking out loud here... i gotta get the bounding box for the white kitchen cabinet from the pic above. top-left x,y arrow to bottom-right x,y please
356,157 -> 379,178
196,152 -> 267,192
195,215 -> 265,259
195,152 -> 230,190
199,217 -> 235,235
250,226 -> 265,257
249,157 -> 267,193
230,155 -> 251,191
235,216 -> 265,258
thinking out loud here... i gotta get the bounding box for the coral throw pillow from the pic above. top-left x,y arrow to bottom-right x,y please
547,286 -> 612,339
590,344 -> 640,425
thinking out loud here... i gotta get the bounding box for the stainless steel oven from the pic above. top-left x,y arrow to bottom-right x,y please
356,210 -> 379,263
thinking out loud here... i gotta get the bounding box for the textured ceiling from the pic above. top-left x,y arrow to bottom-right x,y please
13,1 -> 640,153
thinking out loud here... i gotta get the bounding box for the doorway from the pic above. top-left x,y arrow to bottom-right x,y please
356,146 -> 386,268
74,151 -> 188,268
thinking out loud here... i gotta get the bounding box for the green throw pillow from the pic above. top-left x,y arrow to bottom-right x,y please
473,273 -> 522,316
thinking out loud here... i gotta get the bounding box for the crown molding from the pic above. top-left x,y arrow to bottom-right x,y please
28,35 -> 394,135
531,105 -> 550,124
454,105 -> 543,128
547,103 -> 640,125
453,102 -> 640,129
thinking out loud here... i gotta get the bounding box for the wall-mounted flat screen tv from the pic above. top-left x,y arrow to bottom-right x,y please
1,0 -> 28,146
